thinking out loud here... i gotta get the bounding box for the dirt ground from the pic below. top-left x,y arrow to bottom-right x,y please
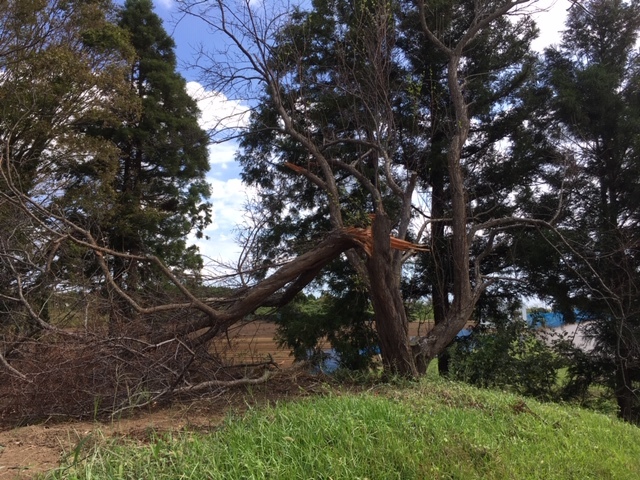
0,320 -> 431,479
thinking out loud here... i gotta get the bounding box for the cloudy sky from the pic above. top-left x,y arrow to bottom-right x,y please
149,0 -> 571,272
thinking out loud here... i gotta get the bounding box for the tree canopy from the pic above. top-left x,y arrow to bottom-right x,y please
223,0 -> 548,374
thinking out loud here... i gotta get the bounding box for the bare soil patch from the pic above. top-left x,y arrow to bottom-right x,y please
211,320 -> 295,366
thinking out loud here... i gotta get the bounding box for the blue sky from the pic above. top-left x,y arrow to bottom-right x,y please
147,0 -> 571,273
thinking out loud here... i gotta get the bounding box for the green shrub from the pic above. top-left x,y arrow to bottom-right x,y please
449,319 -> 564,400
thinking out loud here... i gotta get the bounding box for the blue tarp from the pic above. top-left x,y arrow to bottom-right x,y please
528,311 -> 565,328
527,311 -> 588,328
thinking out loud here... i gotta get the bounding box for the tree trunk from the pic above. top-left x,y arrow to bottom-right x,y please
430,148 -> 452,376
615,366 -> 636,423
366,214 -> 417,376
413,53 -> 477,367
615,347 -> 638,423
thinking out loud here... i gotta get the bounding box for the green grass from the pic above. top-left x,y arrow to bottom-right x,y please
47,379 -> 640,480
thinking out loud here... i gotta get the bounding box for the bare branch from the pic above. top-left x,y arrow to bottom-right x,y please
173,367 -> 273,395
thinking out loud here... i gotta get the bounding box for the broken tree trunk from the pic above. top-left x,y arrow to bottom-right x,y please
366,214 -> 418,377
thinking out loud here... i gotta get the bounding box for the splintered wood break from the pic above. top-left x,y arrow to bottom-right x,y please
283,162 -> 308,174
343,226 -> 429,257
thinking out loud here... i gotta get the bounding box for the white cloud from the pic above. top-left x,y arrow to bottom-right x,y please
528,0 -> 569,52
153,0 -> 175,10
186,81 -> 251,132
208,177 -> 256,230
191,177 -> 257,275
182,81 -> 256,266
208,141 -> 238,169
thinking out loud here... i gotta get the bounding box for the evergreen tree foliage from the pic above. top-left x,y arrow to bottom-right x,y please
236,0 -> 405,367
0,0 -> 135,329
100,0 -> 211,286
0,0 -> 133,195
518,0 -> 640,422
397,0 -> 543,372
275,259 -> 378,371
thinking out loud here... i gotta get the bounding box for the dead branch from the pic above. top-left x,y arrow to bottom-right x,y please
174,367 -> 274,395
0,350 -> 30,381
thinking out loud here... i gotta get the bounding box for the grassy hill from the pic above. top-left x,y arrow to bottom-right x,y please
47,378 -> 640,479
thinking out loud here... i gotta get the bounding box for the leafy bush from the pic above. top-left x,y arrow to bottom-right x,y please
449,319 -> 565,400
551,333 -> 618,413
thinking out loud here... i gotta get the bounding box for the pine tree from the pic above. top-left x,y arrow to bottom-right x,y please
521,0 -> 640,422
101,0 -> 211,300
396,0 -> 541,374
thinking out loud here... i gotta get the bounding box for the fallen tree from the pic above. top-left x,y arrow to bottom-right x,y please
179,0 -> 553,376
2,140 -> 431,421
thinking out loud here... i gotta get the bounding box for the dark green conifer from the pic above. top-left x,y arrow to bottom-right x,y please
512,0 -> 640,422
107,0 -> 211,290
236,0 -> 540,374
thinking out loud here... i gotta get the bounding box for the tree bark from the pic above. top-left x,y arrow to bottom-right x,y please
412,53 -> 477,366
614,344 -> 638,423
366,214 -> 417,376
430,144 -> 452,376
615,365 -> 636,422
